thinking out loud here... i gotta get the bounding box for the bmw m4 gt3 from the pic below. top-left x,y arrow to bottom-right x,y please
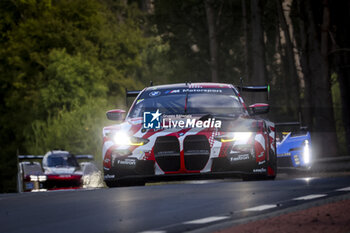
102,83 -> 277,187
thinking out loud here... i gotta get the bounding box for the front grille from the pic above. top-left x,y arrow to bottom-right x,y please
277,156 -> 293,167
184,135 -> 210,170
154,136 -> 180,172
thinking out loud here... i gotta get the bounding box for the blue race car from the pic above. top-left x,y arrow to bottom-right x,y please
276,123 -> 311,168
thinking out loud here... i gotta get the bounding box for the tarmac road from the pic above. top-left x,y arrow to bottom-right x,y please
1,172 -> 350,233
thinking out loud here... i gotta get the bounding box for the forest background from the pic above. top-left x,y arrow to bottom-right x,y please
0,0 -> 349,192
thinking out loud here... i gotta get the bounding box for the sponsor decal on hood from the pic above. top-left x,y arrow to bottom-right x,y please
143,109 -> 222,129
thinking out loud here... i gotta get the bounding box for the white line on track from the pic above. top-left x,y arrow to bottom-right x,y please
242,204 -> 277,211
139,231 -> 166,233
184,216 -> 230,224
336,186 -> 350,191
293,194 -> 327,200
184,180 -> 221,184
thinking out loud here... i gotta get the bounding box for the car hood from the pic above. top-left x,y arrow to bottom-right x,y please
103,115 -> 257,136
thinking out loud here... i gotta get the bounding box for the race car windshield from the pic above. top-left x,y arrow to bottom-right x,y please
128,88 -> 243,118
47,154 -> 80,167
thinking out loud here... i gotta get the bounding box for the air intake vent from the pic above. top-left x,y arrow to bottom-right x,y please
184,135 -> 210,170
154,136 -> 180,172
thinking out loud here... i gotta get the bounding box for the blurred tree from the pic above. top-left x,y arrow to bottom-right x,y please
250,0 -> 266,83
249,0 -> 267,103
151,0 -> 245,83
241,0 -> 250,82
292,0 -> 338,156
204,0 -> 219,82
276,0 -> 300,114
39,49 -> 107,114
0,0 -> 166,192
26,98 -> 111,158
329,1 -> 350,154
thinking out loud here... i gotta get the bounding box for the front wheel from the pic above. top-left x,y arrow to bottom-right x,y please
266,148 -> 277,180
242,149 -> 277,181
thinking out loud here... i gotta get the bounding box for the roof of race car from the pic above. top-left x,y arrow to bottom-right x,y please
44,150 -> 70,157
144,83 -> 234,91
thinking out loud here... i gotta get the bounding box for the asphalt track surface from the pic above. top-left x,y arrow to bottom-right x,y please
1,173 -> 350,233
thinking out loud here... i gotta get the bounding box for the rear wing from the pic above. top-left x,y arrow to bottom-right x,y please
125,85 -> 269,97
18,155 -> 44,160
238,85 -> 269,93
275,121 -> 309,137
126,89 -> 140,98
276,112 -> 307,130
126,80 -> 155,99
125,88 -> 141,106
18,154 -> 94,160
75,155 -> 94,160
275,122 -> 301,127
237,85 -> 270,101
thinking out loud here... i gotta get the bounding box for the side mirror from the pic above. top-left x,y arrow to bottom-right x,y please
106,109 -> 126,121
249,103 -> 269,115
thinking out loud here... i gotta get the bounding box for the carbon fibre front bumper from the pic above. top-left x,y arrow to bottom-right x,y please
104,154 -> 261,183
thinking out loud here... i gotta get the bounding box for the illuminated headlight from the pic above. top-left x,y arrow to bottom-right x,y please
30,175 -> 38,181
113,131 -> 149,146
215,132 -> 252,143
303,140 -> 311,164
30,175 -> 47,182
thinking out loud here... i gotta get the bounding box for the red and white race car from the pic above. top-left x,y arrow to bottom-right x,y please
102,83 -> 276,187
18,150 -> 97,192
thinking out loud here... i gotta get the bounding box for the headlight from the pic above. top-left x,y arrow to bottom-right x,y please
215,132 -> 252,143
29,175 -> 46,182
30,175 -> 38,181
38,175 -> 47,181
113,131 -> 149,146
303,140 -> 310,164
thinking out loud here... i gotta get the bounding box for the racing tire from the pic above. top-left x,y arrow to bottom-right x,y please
242,149 -> 277,181
266,148 -> 277,180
